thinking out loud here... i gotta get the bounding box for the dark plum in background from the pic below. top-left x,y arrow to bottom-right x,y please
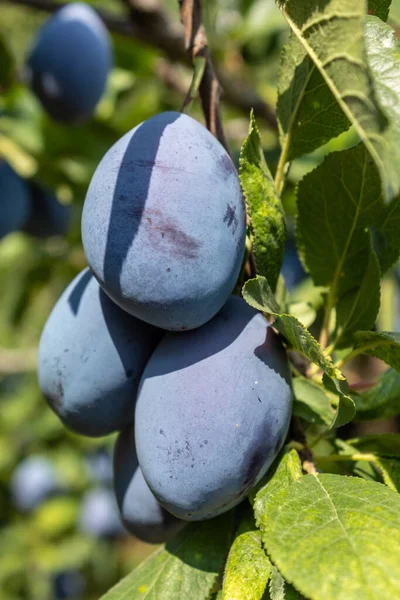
23,182 -> 70,238
113,425 -> 186,544
26,2 -> 112,123
135,296 -> 293,521
38,268 -> 162,437
0,160 -> 31,239
82,111 -> 246,331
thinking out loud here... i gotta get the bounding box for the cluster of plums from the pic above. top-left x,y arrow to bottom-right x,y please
38,109 -> 293,541
0,159 -> 69,239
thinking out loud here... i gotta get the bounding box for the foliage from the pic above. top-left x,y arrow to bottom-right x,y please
1,0 -> 400,599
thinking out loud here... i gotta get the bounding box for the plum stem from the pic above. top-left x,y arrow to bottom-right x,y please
178,0 -> 230,153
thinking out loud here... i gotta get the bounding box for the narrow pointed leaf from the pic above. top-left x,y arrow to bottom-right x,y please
243,276 -> 343,380
239,112 -> 286,292
322,374 -> 356,428
222,512 -> 271,600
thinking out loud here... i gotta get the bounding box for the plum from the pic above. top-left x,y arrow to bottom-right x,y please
23,182 -> 70,238
38,268 -> 162,437
10,455 -> 60,512
26,3 -> 112,123
0,160 -> 31,239
81,111 -> 246,331
79,487 -> 124,538
135,296 -> 292,521
113,424 -> 186,544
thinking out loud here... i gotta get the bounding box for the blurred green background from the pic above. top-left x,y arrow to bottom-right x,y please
0,1 -> 400,598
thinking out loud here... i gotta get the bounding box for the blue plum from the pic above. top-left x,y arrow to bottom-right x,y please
23,182 -> 70,238
38,268 -> 162,437
79,487 -> 124,538
10,455 -> 60,512
0,160 -> 31,239
26,3 -> 112,123
135,296 -> 292,521
113,425 -> 186,544
81,111 -> 246,331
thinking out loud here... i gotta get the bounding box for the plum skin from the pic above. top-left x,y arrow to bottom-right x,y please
0,160 -> 31,238
38,268 -> 162,437
134,296 -> 293,521
26,3 -> 112,123
113,425 -> 186,544
81,111 -> 246,331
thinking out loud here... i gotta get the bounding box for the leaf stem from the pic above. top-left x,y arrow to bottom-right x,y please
315,453 -> 377,463
274,139 -> 290,195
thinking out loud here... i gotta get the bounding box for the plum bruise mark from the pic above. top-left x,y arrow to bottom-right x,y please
143,208 -> 203,259
218,153 -> 235,180
223,204 -> 239,234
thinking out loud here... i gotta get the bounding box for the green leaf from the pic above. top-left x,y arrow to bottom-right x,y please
277,34 -> 350,162
242,276 -> 343,380
365,16 -> 400,200
100,514 -> 233,600
260,473 -> 400,600
296,143 -> 400,346
276,0 -> 398,201
265,568 -> 306,600
222,511 -> 271,600
322,374 -> 357,428
268,567 -> 286,600
335,245 -> 381,348
0,34 -> 14,90
353,330 -> 400,370
254,449 -> 302,532
242,276 -> 281,313
368,0 -> 392,20
293,377 -> 335,426
376,456 -> 400,491
297,146 -> 378,288
353,368 -> 400,420
349,433 -> 400,455
287,302 -> 316,329
239,112 -> 286,292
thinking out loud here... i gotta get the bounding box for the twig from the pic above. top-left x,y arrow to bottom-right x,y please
3,0 -> 277,129
290,416 -> 317,475
178,0 -> 229,152
0,347 -> 37,374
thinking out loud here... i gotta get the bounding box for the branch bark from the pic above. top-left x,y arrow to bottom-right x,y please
178,0 -> 228,151
4,0 -> 277,129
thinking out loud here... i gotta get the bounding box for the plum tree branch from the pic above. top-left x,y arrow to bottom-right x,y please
4,0 -> 277,130
178,0 -> 229,152
0,347 -> 37,374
